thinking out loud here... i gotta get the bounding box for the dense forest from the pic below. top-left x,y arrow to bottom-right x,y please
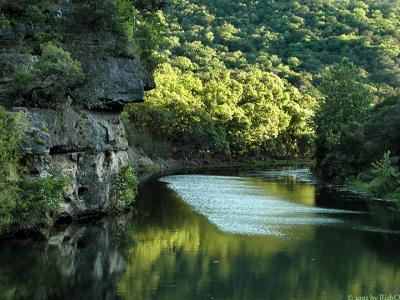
0,0 -> 399,232
126,0 -> 400,199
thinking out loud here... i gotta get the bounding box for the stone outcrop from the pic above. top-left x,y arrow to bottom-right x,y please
0,4 -> 156,219
0,27 -> 155,109
16,107 -> 130,217
78,57 -> 151,108
66,31 -> 155,109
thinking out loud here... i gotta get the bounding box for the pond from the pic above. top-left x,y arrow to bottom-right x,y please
1,168 -> 400,299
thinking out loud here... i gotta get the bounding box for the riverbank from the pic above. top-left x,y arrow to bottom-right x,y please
133,150 -> 399,212
132,150 -> 315,184
3,149 -> 399,240
346,180 -> 400,203
0,150 -> 314,240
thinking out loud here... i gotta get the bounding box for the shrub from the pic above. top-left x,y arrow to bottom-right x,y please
349,151 -> 400,200
10,42 -> 84,108
0,106 -> 69,232
0,13 -> 10,28
112,161 -> 139,210
0,187 -> 18,231
0,106 -> 26,183
0,106 -> 26,231
14,174 -> 69,227
0,173 -> 69,231
386,188 -> 400,201
368,151 -> 398,197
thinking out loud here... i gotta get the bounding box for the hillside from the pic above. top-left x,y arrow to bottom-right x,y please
127,0 -> 400,197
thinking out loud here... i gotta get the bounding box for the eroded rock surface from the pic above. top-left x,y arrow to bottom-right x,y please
16,107 -> 130,217
67,31 -> 155,109
0,3 -> 156,219
0,28 -> 155,109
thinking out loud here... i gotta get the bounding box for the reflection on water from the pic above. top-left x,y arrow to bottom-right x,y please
0,169 -> 400,300
160,175 -> 358,236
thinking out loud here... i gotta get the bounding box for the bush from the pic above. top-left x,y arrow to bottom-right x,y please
0,106 -> 26,183
368,151 -> 399,197
0,188 -> 17,231
14,174 -> 69,227
0,106 -> 69,232
9,42 -> 84,108
349,151 -> 400,200
0,174 -> 69,231
386,188 -> 400,201
112,161 -> 139,210
0,106 -> 26,230
0,13 -> 10,28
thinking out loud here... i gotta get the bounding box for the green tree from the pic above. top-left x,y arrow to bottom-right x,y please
315,60 -> 373,180
9,42 -> 84,108
364,95 -> 400,162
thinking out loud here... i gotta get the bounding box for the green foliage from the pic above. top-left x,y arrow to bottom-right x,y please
349,151 -> 400,200
126,61 -> 315,158
132,9 -> 167,70
127,0 -> 399,161
0,106 -> 69,231
0,1 -> 64,46
315,60 -> 373,181
13,174 -> 69,227
316,60 -> 372,147
368,151 -> 398,197
112,161 -> 139,209
0,174 -> 69,231
9,42 -> 84,107
0,106 -> 26,229
69,0 -> 167,68
70,0 -> 121,30
1,0 -> 166,107
371,151 -> 396,178
1,0 -> 400,200
159,0 -> 400,91
363,95 -> 400,163
0,106 -> 26,183
386,188 -> 400,201
314,61 -> 400,185
0,13 -> 10,28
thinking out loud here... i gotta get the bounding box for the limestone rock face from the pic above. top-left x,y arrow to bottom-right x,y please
17,107 -> 130,217
0,28 -> 155,108
0,4 -> 156,219
78,57 -> 151,109
67,31 -> 155,109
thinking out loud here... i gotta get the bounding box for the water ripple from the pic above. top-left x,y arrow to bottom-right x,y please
160,175 -> 360,236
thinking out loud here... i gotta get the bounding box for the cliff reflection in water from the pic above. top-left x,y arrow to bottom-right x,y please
0,219 -> 132,300
0,172 -> 399,300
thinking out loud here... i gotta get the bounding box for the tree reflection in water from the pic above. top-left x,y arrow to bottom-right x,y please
0,173 -> 399,300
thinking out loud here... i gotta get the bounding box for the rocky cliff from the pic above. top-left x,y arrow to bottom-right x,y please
17,108 -> 132,217
0,2 -> 155,219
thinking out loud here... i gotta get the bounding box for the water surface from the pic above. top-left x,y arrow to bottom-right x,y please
0,169 -> 399,299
